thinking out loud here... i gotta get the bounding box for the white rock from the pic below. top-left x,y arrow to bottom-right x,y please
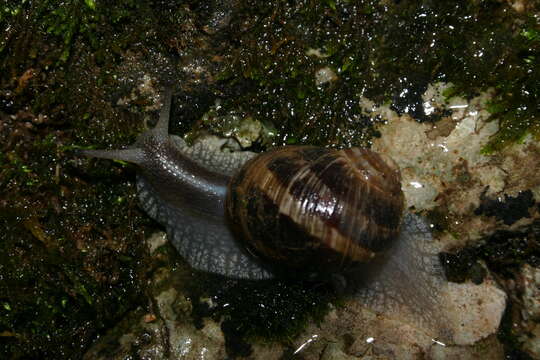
519,264 -> 540,321
442,280 -> 507,345
146,231 -> 167,254
315,67 -> 338,85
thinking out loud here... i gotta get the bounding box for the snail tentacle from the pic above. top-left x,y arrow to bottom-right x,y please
78,88 -> 173,162
79,148 -> 145,164
153,87 -> 174,140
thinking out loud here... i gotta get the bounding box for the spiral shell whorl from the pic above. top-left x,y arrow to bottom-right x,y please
226,146 -> 405,274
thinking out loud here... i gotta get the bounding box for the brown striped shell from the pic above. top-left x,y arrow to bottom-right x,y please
225,146 -> 405,275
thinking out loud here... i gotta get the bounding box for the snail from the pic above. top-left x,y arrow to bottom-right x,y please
80,88 -> 451,340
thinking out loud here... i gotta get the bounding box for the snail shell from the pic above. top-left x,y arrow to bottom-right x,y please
80,88 -> 451,340
226,146 -> 405,276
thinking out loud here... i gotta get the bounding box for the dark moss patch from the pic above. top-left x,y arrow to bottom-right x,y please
440,251 -> 487,285
475,190 -> 535,226
442,218 -> 540,281
478,222 -> 540,277
186,274 -> 334,358
498,303 -> 536,360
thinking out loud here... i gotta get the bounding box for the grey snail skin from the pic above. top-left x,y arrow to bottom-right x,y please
80,88 -> 452,340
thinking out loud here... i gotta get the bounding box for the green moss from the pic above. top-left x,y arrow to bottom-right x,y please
0,150 -> 152,357
1,0 -> 143,62
207,0 -> 539,150
0,209 -> 149,358
0,1 -> 200,356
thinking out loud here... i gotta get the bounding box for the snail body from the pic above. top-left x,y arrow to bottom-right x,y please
81,89 -> 450,339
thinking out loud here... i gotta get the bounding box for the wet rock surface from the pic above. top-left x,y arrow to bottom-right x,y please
1,1 -> 539,359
